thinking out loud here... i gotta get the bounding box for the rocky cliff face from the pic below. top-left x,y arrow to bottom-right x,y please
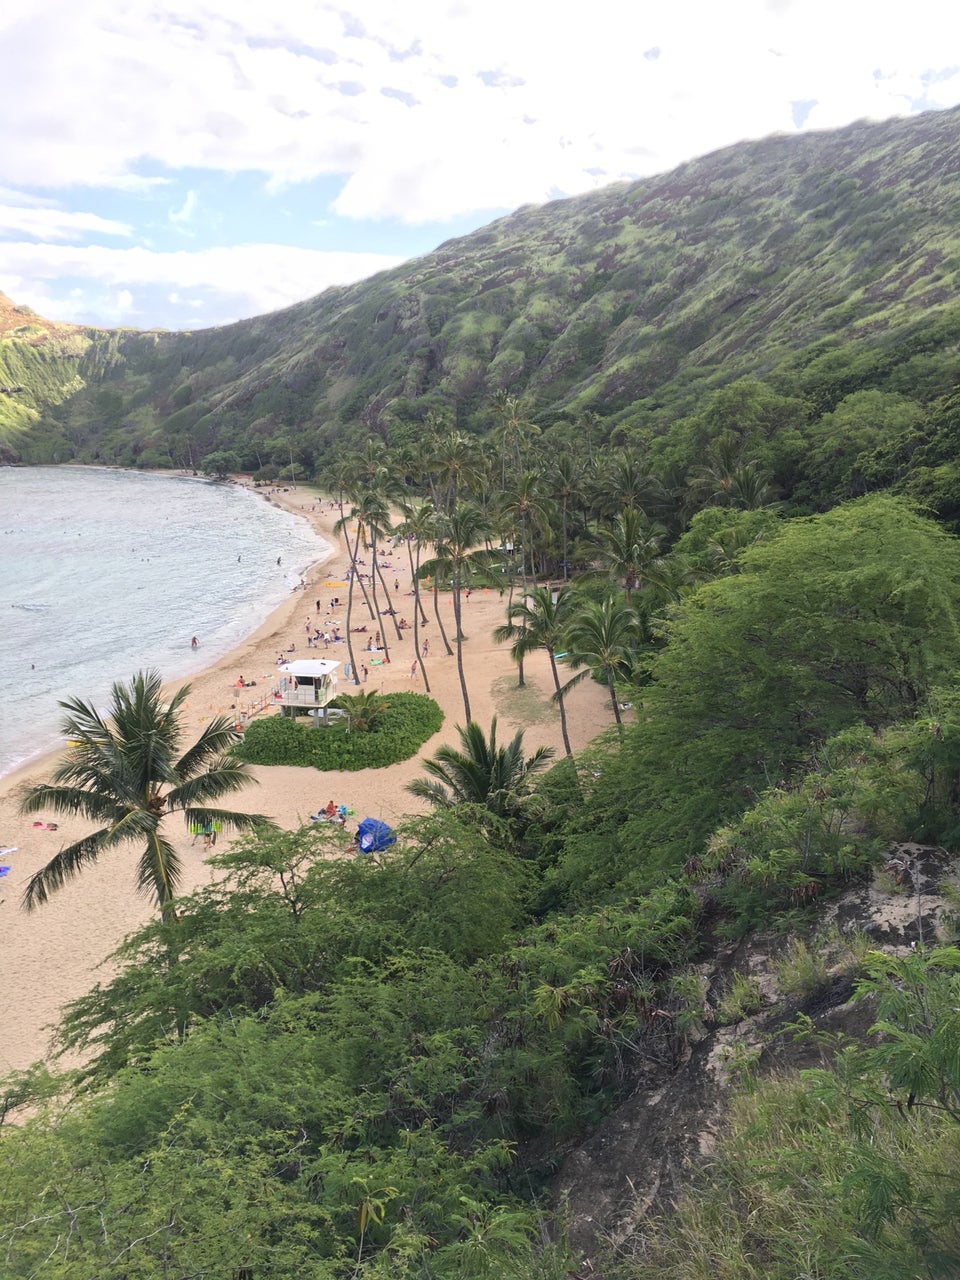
553,843 -> 958,1262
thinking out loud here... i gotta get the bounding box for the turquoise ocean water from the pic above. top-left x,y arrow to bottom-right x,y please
0,467 -> 331,779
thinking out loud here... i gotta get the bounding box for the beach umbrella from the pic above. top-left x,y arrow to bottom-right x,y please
356,817 -> 395,854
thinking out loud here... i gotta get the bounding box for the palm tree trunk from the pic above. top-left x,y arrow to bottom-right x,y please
607,670 -> 624,730
408,543 -> 431,693
451,574 -> 471,722
373,558 -> 403,641
404,539 -> 429,626
344,525 -> 363,684
548,652 -> 572,756
369,529 -> 391,664
432,578 -> 454,656
519,512 -> 529,597
351,523 -> 377,622
562,499 -> 569,582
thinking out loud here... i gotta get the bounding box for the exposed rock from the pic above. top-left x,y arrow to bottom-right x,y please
553,843 -> 959,1263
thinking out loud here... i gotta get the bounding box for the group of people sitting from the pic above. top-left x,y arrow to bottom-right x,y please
310,800 -> 350,827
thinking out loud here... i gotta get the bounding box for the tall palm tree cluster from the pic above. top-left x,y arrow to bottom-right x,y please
327,399 -> 781,753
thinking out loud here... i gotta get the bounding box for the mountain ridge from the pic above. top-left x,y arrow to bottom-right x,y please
5,103 -> 960,469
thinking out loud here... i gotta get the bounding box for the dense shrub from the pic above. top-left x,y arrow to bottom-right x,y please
234,693 -> 443,770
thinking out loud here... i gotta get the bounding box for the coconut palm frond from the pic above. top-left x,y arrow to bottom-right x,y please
19,669 -> 273,918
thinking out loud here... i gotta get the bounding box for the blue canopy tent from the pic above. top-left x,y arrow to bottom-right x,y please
356,817 -> 396,854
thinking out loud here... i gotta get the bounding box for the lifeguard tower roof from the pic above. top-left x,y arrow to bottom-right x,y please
280,660 -> 340,678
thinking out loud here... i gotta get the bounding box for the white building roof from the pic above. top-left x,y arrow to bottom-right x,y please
280,660 -> 341,678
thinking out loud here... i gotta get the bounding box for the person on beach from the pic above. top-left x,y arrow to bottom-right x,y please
362,665 -> 369,683
421,638 -> 429,657
410,661 -> 419,679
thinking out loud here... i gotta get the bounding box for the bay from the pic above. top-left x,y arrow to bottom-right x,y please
0,467 -> 330,779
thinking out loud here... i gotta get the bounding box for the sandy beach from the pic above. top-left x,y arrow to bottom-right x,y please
0,482 -> 612,1076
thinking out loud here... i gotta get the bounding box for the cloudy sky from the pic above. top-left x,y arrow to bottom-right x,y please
2,1 -> 958,332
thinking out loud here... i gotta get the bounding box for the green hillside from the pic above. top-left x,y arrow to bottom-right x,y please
8,105 -> 960,481
0,293 -> 90,451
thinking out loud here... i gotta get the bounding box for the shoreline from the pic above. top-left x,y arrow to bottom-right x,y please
0,479 -> 333,789
0,479 -> 614,1076
0,468 -> 331,783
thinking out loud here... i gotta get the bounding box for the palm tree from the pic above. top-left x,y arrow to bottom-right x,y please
493,586 -> 575,756
685,433 -> 779,513
333,499 -> 369,684
396,499 -> 438,692
492,393 -> 541,486
549,452 -> 584,582
559,597 -> 641,732
407,718 -> 554,820
497,470 -> 552,594
329,689 -> 392,733
18,670 -> 271,919
429,428 -> 484,515
358,484 -> 403,650
420,501 -> 493,722
594,507 -> 668,602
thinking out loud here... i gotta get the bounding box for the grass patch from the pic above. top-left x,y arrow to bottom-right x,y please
234,693 -> 443,770
491,672 -> 559,726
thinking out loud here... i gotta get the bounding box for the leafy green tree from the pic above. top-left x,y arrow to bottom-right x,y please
198,447 -> 240,479
671,504 -> 781,578
601,495 -> 960,884
650,496 -> 960,789
802,389 -> 926,504
18,670 -> 270,918
407,718 -> 554,821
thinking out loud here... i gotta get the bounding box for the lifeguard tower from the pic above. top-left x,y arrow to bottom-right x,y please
276,659 -> 343,727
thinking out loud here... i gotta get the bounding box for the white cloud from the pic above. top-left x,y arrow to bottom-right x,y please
0,203 -> 131,241
0,240 -> 405,327
169,190 -> 199,226
1,0 -> 957,218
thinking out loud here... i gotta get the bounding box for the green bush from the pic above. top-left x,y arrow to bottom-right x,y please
234,693 -> 443,770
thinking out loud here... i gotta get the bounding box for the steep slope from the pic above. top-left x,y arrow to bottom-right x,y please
0,293 -> 89,447
13,104 -> 960,465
